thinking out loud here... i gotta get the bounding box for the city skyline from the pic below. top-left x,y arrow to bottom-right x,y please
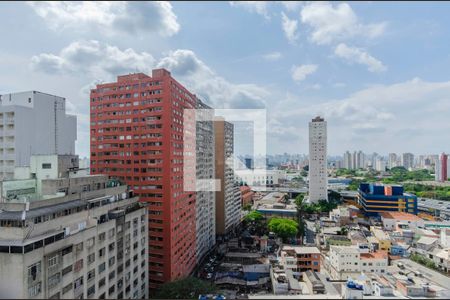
1,2 -> 450,157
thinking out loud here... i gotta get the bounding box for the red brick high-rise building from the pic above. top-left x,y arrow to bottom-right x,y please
90,69 -> 197,288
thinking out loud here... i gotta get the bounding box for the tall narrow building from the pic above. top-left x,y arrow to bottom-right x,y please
343,151 -> 352,169
308,116 -> 328,203
402,153 -> 414,170
0,91 -> 77,179
195,99 -> 216,263
214,118 -> 241,238
388,153 -> 397,169
90,69 -> 197,288
435,152 -> 448,182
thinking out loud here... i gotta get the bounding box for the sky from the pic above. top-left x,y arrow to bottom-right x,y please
1,1 -> 450,157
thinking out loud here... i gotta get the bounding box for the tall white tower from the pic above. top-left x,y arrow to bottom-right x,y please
309,116 -> 328,202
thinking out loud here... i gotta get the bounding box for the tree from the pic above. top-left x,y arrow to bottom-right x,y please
244,210 -> 265,235
295,194 -> 306,244
245,210 -> 264,223
151,277 -> 217,299
268,218 -> 298,242
243,203 -> 252,211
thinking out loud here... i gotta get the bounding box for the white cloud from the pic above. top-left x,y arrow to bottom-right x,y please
280,1 -> 304,12
281,12 -> 299,44
291,64 -> 318,82
262,52 -> 282,61
300,1 -> 386,45
274,78 -> 450,154
27,1 -> 179,37
157,49 -> 268,109
334,43 -> 387,73
30,40 -> 155,80
229,1 -> 270,19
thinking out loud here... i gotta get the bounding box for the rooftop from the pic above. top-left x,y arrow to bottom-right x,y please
381,211 -> 422,222
330,246 -> 359,254
360,251 -> 388,260
283,245 -> 320,254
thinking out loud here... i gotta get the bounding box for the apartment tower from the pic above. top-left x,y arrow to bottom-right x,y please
90,69 -> 196,288
214,118 -> 241,238
308,116 -> 328,203
0,91 -> 76,180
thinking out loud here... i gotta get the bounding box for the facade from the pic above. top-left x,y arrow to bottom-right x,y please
280,246 -> 321,275
358,183 -> 418,216
90,69 -> 197,287
0,91 -> 76,180
308,116 -> 328,202
0,155 -> 148,299
435,152 -> 448,182
328,246 -> 360,280
401,153 -> 414,170
214,118 -> 241,237
195,99 -> 216,263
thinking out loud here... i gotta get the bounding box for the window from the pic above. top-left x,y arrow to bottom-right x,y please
74,276 -> 84,289
42,163 -> 51,169
87,285 -> 95,297
62,283 -> 72,294
99,262 -> 106,274
108,285 -> 115,295
48,272 -> 61,289
99,247 -> 106,258
88,253 -> 95,265
109,271 -> 115,280
109,242 -> 115,252
99,277 -> 106,288
28,262 -> 41,283
28,282 -> 42,298
87,269 -> 95,281
62,265 -> 72,276
74,259 -> 83,272
109,256 -> 115,267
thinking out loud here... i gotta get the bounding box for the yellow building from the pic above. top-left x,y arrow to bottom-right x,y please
371,227 -> 391,252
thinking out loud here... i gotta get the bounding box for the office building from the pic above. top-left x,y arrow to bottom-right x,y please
0,155 -> 148,299
90,69 -> 197,287
195,99 -> 216,263
0,91 -> 76,180
308,116 -> 328,202
435,152 -> 448,182
401,153 -> 414,170
358,183 -> 418,216
214,118 -> 241,237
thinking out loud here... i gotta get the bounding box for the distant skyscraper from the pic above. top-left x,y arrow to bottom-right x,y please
388,153 -> 397,169
356,151 -> 365,169
0,91 -> 77,180
308,116 -> 327,202
435,152 -> 448,182
343,151 -> 352,169
402,153 -> 414,170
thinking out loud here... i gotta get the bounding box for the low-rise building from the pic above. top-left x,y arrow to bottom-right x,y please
329,246 -> 360,280
381,211 -> 425,231
280,246 -> 321,275
0,155 -> 148,299
360,251 -> 388,274
371,227 -> 392,252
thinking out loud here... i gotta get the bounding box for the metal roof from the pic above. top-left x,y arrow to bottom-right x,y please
0,199 -> 86,221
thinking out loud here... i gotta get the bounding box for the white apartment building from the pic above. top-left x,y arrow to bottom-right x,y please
308,116 -> 328,202
0,91 -> 77,180
343,151 -> 352,169
0,155 -> 148,299
329,246 -> 360,280
328,246 -> 388,280
195,100 -> 216,262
